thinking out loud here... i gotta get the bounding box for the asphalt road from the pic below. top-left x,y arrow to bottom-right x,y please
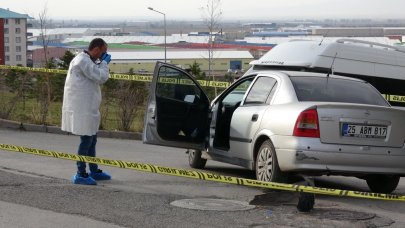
0,129 -> 404,228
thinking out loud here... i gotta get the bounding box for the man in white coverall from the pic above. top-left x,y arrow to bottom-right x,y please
62,38 -> 112,185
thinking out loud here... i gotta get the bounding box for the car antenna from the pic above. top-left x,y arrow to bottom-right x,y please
318,29 -> 330,46
326,52 -> 338,78
324,52 -> 338,90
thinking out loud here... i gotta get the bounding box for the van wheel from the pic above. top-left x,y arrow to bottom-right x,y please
188,150 -> 207,169
255,140 -> 287,183
366,175 -> 400,194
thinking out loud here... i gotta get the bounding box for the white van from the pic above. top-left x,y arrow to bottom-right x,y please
244,39 -> 405,107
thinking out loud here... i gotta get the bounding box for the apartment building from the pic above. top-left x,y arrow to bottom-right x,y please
0,8 -> 33,66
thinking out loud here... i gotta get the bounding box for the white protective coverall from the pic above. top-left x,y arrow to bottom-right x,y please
61,52 -> 109,136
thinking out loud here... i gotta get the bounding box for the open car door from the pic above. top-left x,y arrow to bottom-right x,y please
143,62 -> 210,150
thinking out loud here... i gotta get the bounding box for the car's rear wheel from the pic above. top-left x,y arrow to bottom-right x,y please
188,149 -> 207,169
366,175 -> 400,194
255,140 -> 287,183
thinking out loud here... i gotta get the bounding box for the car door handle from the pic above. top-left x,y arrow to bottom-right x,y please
251,114 -> 258,122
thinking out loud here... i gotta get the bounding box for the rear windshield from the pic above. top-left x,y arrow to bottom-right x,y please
291,76 -> 389,106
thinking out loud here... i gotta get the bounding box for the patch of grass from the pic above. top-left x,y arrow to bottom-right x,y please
2,91 -> 146,133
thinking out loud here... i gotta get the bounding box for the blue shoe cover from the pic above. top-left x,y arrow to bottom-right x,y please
72,174 -> 97,185
90,170 -> 111,181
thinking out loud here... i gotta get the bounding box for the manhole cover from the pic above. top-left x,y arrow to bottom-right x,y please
170,198 -> 255,211
314,209 -> 375,221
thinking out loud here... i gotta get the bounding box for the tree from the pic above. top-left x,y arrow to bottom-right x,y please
36,3 -> 53,124
187,61 -> 205,80
1,69 -> 29,119
115,69 -> 147,131
39,3 -> 50,67
58,50 -> 75,70
200,0 -> 222,95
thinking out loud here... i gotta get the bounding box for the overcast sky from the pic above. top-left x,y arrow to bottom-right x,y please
2,0 -> 405,21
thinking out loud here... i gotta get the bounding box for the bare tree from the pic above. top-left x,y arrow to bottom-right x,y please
39,3 -> 50,67
200,0 -> 222,95
116,69 -> 147,131
0,69 -> 29,119
37,3 -> 52,124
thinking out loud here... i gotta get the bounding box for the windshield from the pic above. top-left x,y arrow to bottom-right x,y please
291,76 -> 389,106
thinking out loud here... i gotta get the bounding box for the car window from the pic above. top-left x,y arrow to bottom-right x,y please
266,81 -> 278,104
291,76 -> 389,106
245,77 -> 277,105
156,66 -> 201,103
222,78 -> 254,106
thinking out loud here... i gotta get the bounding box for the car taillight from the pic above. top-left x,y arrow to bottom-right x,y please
293,108 -> 320,138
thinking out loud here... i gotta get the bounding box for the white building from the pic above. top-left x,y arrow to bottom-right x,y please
1,8 -> 33,66
62,34 -> 210,45
28,28 -> 121,42
107,50 -> 254,74
238,36 -> 401,46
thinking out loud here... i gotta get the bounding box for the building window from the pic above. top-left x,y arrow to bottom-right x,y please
5,37 -> 9,43
16,55 -> 22,61
5,46 -> 9,52
5,56 -> 10,61
15,19 -> 21,24
15,28 -> 21,34
16,46 -> 21,52
5,19 -> 8,24
4,28 -> 9,34
16,37 -> 21,43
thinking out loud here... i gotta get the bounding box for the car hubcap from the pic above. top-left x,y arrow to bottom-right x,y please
257,147 -> 273,181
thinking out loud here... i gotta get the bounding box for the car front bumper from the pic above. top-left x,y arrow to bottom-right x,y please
270,135 -> 405,176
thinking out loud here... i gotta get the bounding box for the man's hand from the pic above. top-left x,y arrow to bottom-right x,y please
101,53 -> 112,64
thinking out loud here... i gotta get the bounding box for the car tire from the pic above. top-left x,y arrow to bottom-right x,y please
188,149 -> 207,169
366,175 -> 400,194
255,139 -> 287,183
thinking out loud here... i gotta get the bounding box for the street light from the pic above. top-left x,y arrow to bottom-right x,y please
148,7 -> 166,63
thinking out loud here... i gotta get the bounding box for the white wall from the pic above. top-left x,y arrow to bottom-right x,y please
4,18 -> 27,66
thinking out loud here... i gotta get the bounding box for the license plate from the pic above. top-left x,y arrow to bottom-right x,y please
342,124 -> 387,138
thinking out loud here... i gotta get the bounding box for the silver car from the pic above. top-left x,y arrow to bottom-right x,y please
143,62 -> 405,194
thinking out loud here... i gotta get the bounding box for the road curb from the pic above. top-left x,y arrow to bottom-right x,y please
22,123 -> 47,132
0,118 -> 142,140
0,119 -> 22,130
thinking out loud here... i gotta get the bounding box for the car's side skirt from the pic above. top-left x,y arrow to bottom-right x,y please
229,137 -> 252,143
202,151 -> 254,170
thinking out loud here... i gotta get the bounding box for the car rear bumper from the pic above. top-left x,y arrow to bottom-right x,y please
270,135 -> 405,176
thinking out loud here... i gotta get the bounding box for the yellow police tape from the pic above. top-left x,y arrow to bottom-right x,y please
0,65 -> 68,74
0,143 -> 404,202
382,94 -> 405,103
3,65 -> 405,102
0,65 -> 231,88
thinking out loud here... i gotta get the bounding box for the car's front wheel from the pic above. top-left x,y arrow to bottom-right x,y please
188,149 -> 207,169
255,140 -> 287,183
366,175 -> 400,194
